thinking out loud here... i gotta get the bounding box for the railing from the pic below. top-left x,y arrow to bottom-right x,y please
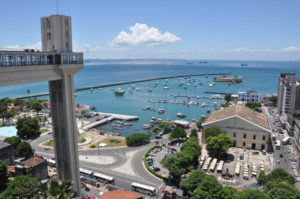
0,50 -> 83,67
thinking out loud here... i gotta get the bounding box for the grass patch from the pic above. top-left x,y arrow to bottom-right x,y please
100,138 -> 126,147
43,140 -> 54,147
78,136 -> 92,145
89,144 -> 96,148
40,129 -> 48,134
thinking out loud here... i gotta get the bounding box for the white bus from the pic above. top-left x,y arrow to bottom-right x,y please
275,140 -> 281,150
93,172 -> 115,184
282,137 -> 290,145
131,182 -> 156,196
79,168 -> 93,176
46,159 -> 56,167
217,161 -> 224,173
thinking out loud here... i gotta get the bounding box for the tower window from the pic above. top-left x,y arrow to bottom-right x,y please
46,20 -> 51,29
47,33 -> 51,40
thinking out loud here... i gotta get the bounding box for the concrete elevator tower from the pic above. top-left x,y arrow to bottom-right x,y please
0,14 -> 83,195
41,15 -> 82,195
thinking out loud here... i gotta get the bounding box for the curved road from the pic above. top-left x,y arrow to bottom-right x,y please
31,133 -> 165,195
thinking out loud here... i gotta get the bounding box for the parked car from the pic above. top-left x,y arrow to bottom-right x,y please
296,177 -> 300,182
276,159 -> 280,164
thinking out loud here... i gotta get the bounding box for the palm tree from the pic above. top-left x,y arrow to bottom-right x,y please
38,180 -> 79,199
26,89 -> 31,96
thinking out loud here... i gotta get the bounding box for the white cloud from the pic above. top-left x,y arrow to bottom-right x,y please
2,42 -> 41,50
112,23 -> 181,46
227,48 -> 272,53
280,46 -> 300,52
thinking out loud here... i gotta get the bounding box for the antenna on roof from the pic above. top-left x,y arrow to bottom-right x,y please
56,0 -> 59,14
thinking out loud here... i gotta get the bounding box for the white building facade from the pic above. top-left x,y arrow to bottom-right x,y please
238,89 -> 259,102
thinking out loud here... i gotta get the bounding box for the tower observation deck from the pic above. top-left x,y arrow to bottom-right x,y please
0,14 -> 83,195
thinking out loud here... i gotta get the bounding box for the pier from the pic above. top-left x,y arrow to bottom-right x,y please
204,91 -> 233,95
83,112 -> 139,130
17,73 -> 230,99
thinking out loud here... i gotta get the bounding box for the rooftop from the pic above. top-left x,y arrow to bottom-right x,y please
100,190 -> 144,199
22,156 -> 45,168
203,105 -> 270,130
0,141 -> 11,149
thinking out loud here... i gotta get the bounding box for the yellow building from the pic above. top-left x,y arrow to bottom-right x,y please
202,105 -> 271,150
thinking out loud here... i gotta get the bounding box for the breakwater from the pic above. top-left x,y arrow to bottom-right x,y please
17,73 -> 230,99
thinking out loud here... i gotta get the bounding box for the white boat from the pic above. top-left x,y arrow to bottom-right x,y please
90,88 -> 93,91
210,94 -> 223,100
114,88 -> 125,95
201,103 -> 206,107
207,108 -> 211,113
143,106 -> 151,110
136,87 -> 141,91
163,86 -> 169,89
209,83 -> 214,87
177,113 -> 186,118
143,124 -> 151,129
99,88 -> 102,90
146,87 -> 152,92
213,102 -> 218,107
158,109 -> 165,114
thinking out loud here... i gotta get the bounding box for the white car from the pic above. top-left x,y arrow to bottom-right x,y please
276,159 -> 280,164
292,165 -> 297,169
296,177 -> 300,182
288,149 -> 291,153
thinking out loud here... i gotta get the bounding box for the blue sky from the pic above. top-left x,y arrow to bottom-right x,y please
1,0 -> 300,60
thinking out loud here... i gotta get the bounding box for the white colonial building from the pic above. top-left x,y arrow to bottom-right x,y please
238,89 -> 259,102
202,105 -> 271,150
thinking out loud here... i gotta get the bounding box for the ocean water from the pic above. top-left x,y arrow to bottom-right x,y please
0,60 -> 300,136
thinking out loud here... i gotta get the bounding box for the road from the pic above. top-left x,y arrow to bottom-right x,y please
265,107 -> 300,188
31,133 -> 165,197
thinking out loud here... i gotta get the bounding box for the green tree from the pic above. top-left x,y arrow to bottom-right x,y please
161,156 -> 187,183
220,186 -> 238,199
16,141 -> 34,159
196,117 -> 206,130
206,134 -> 233,157
203,126 -> 226,140
17,116 -> 41,139
190,129 -> 198,138
191,175 -> 223,199
26,89 -> 31,96
4,136 -> 21,150
0,101 -> 8,125
125,133 -> 150,146
264,168 -> 295,185
269,95 -> 277,105
257,171 -> 267,186
180,170 -> 206,197
90,106 -> 96,112
235,189 -> 269,199
31,101 -> 42,116
264,181 -> 300,199
224,94 -> 232,103
0,160 -> 8,192
170,126 -> 187,140
1,175 -> 41,199
39,180 -> 79,199
245,102 -> 262,112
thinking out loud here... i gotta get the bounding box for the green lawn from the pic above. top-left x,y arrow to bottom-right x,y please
99,138 -> 126,147
40,129 -> 48,134
43,140 -> 54,147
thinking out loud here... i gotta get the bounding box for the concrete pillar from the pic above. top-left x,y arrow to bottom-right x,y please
49,73 -> 81,196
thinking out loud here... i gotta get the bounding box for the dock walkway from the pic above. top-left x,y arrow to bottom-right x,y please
83,112 -> 138,130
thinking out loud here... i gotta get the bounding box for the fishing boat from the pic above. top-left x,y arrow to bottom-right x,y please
143,106 -> 151,110
177,113 -> 186,118
114,88 -> 125,95
143,124 -> 151,129
158,109 -> 165,114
